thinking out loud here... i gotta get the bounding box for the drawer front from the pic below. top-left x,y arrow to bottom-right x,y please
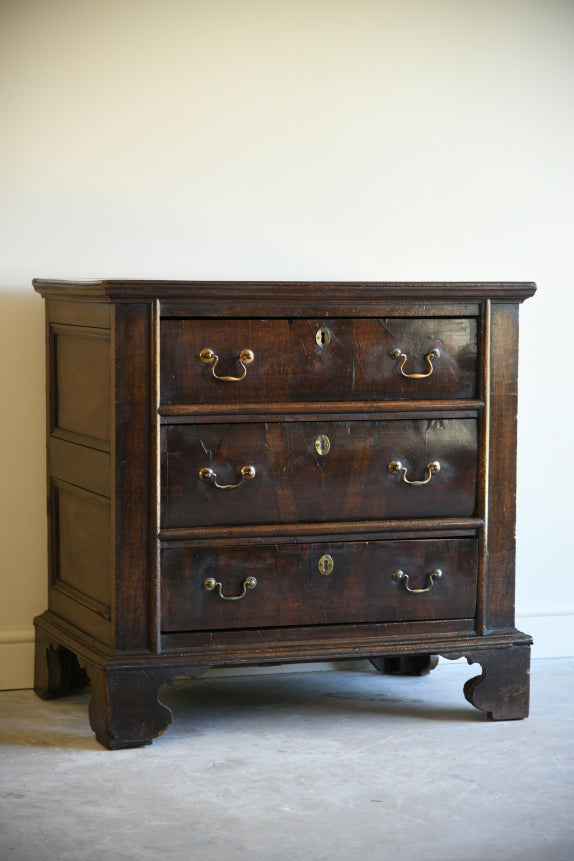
162,418 -> 478,528
161,537 -> 478,632
160,317 -> 477,405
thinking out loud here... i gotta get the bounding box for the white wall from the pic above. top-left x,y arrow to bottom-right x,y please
1,0 -> 573,688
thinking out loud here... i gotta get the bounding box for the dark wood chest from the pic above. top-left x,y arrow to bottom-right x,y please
33,280 -> 535,748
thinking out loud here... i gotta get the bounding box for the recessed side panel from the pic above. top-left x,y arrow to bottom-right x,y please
50,479 -> 111,619
50,324 -> 111,449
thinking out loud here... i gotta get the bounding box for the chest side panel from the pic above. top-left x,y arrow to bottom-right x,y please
44,301 -> 113,646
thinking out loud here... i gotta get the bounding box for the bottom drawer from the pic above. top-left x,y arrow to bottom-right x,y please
161,538 -> 478,632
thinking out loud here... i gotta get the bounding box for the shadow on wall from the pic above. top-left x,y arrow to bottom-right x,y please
0,288 -> 49,680
0,287 -> 46,479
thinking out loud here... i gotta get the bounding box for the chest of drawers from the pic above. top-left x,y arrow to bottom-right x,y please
33,280 -> 535,749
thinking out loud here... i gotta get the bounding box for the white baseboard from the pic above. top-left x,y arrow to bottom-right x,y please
1,613 -> 572,690
516,609 -> 574,659
0,628 -> 35,690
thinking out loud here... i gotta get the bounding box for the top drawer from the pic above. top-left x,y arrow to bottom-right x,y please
160,317 -> 478,406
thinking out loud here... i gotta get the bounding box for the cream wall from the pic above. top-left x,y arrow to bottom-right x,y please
1,0 -> 573,688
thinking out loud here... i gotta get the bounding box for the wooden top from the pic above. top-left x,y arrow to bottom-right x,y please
33,279 -> 537,303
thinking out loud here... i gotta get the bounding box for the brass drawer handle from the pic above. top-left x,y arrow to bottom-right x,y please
198,465 -> 256,489
199,348 -> 254,382
390,347 -> 440,378
203,576 -> 257,600
393,568 -> 443,593
388,460 -> 440,485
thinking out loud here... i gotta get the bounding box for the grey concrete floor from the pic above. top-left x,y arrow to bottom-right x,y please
1,657 -> 573,861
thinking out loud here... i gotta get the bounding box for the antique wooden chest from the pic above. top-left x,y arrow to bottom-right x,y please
33,280 -> 535,748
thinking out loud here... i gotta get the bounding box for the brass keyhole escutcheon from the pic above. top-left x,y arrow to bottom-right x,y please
318,554 -> 334,576
315,434 -> 331,456
315,326 -> 331,347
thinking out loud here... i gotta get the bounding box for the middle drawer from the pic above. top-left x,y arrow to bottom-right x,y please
161,418 -> 478,528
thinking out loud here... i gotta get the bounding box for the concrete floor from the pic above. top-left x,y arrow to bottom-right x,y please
1,657 -> 573,861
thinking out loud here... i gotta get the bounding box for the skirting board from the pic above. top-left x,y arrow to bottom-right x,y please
515,610 -> 574,660
1,613 -> 573,690
0,628 -> 35,691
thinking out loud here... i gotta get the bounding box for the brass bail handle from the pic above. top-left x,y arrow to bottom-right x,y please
203,576 -> 257,601
390,347 -> 440,379
388,460 -> 440,486
198,465 -> 256,490
199,348 -> 254,382
393,568 -> 443,594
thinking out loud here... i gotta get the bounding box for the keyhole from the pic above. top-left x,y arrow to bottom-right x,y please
315,326 -> 331,347
315,434 -> 331,456
318,554 -> 334,575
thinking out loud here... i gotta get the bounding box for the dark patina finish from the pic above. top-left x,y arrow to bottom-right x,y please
33,279 -> 535,748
